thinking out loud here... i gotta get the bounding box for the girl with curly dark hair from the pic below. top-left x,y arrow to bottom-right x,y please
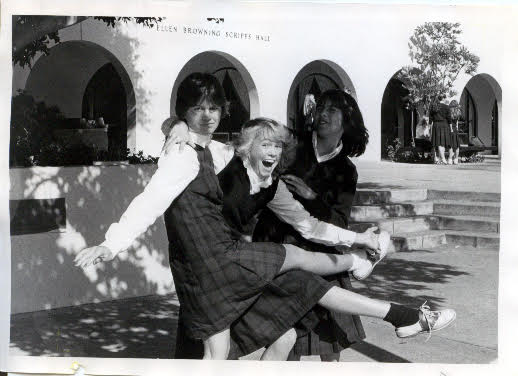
253,89 -> 373,361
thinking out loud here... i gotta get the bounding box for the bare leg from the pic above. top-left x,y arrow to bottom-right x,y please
279,244 -> 362,275
321,353 -> 340,362
318,286 -> 391,318
260,328 -> 297,360
454,148 -> 460,164
438,146 -> 447,163
203,328 -> 230,360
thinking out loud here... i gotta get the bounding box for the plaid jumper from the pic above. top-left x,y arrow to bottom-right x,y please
164,146 -> 331,343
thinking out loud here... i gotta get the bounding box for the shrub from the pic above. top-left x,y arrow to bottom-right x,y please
385,138 -> 402,161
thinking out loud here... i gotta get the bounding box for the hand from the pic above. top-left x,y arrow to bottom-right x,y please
354,226 -> 379,254
160,118 -> 194,157
282,174 -> 317,200
74,245 -> 116,269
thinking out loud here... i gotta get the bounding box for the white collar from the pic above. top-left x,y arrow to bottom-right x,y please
312,131 -> 343,163
188,130 -> 212,148
242,158 -> 273,194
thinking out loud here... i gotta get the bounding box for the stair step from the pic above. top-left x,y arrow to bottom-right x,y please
433,200 -> 500,216
350,215 -> 439,234
445,231 -> 500,248
350,201 -> 433,222
437,215 -> 500,233
354,188 -> 427,205
391,229 -> 499,252
427,190 -> 500,202
391,230 -> 446,252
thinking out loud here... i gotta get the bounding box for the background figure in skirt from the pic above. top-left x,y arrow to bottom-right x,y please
253,89 -> 370,362
430,102 -> 453,164
448,100 -> 462,165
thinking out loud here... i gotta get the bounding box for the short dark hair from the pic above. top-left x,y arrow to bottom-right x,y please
316,89 -> 369,157
175,72 -> 229,119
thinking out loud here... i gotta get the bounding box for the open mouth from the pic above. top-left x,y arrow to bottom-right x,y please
262,160 -> 275,168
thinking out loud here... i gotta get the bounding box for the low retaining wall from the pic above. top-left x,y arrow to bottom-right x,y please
10,164 -> 174,314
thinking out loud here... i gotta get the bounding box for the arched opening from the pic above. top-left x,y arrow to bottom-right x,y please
380,72 -> 419,159
459,87 -> 477,145
82,63 -> 127,157
170,51 -> 259,143
287,60 -> 356,139
23,40 -> 136,161
460,74 -> 502,155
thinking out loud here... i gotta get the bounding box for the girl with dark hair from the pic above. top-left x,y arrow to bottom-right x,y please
77,74 -> 456,360
430,102 -> 453,164
253,89 -> 373,361
448,100 -> 462,165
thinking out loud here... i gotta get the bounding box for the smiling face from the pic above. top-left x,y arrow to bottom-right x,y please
314,99 -> 345,142
184,99 -> 222,136
248,135 -> 283,180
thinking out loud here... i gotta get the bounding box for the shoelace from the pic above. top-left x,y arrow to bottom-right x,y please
419,301 -> 439,342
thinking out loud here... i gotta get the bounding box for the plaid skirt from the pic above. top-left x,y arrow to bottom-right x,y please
228,269 -> 333,357
170,240 -> 286,340
288,273 -> 365,357
171,245 -> 333,357
450,130 -> 460,150
432,121 -> 452,148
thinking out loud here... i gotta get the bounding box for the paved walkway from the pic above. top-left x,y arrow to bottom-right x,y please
355,158 -> 501,193
9,159 -> 501,363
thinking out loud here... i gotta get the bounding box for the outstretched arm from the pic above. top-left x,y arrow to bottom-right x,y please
75,146 -> 200,268
267,180 -> 378,250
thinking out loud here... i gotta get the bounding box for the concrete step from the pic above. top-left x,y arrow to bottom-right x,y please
427,190 -> 500,202
350,215 -> 439,234
350,201 -> 433,222
391,229 -> 499,252
445,231 -> 500,248
351,214 -> 499,235
436,215 -> 500,233
391,230 -> 447,252
353,188 -> 427,205
433,200 -> 500,216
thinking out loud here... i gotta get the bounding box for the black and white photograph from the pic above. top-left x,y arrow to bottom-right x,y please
1,1 -> 517,375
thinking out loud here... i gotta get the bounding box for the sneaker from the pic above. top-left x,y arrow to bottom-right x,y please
352,231 -> 391,281
453,158 -> 459,165
447,157 -> 453,165
395,302 -> 456,340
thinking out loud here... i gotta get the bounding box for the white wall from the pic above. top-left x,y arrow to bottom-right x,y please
10,165 -> 173,314
11,5 -> 508,161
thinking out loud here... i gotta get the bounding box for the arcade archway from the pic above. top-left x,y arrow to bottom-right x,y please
460,74 -> 502,155
287,60 -> 356,139
24,40 -> 136,156
170,51 -> 259,143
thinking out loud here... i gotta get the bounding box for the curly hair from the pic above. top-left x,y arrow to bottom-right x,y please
175,72 -> 230,119
315,89 -> 369,157
233,117 -> 297,176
